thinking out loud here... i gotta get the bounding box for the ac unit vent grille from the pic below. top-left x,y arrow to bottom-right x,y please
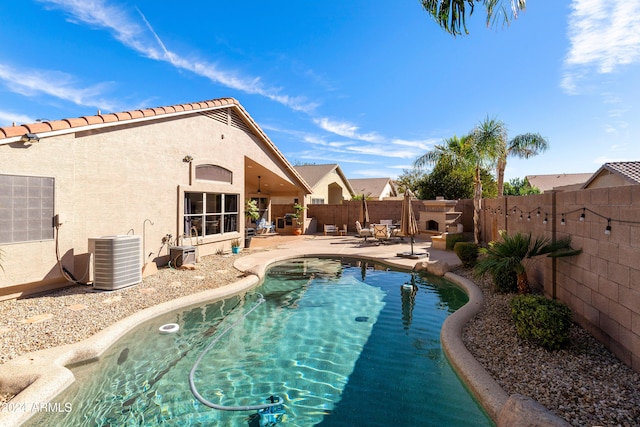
89,235 -> 142,290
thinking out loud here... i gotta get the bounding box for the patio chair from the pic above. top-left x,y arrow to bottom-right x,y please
355,221 -> 373,241
257,218 -> 275,234
373,224 -> 391,244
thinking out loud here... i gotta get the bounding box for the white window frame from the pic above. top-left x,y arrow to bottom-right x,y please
184,192 -> 239,238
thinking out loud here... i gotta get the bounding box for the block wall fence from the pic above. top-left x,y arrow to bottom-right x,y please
482,185 -> 640,373
298,186 -> 640,373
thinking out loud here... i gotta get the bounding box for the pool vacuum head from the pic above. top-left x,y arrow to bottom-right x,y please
258,396 -> 286,426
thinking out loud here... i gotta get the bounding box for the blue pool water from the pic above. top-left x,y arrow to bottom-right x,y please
27,257 -> 494,426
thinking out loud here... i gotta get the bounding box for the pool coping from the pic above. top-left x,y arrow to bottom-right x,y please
0,242 -> 562,426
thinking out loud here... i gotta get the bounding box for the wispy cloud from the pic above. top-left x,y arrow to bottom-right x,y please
313,117 -> 380,142
0,110 -> 34,127
0,64 -> 120,111
37,0 -> 316,112
562,0 -> 640,93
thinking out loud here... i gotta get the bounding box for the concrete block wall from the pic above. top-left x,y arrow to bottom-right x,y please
480,186 -> 640,373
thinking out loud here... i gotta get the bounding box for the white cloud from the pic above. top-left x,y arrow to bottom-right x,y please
313,117 -> 380,142
563,0 -> 640,92
0,64 -> 119,111
0,110 -> 34,127
390,138 -> 436,151
37,0 -> 316,112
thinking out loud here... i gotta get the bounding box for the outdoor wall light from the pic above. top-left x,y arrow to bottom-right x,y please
579,208 -> 586,222
21,133 -> 39,143
543,215 -> 548,225
561,213 -> 566,226
605,219 -> 611,235
183,155 -> 193,163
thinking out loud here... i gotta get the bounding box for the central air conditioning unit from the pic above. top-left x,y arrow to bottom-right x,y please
89,235 -> 142,290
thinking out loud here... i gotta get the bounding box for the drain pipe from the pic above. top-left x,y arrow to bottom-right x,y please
143,219 -> 155,263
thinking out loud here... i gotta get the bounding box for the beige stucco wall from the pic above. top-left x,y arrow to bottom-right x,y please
305,169 -> 351,204
585,172 -> 632,189
0,108 -> 303,294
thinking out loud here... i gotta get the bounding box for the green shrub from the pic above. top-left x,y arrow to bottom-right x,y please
493,267 -> 518,293
510,295 -> 572,350
446,233 -> 468,251
453,242 -> 479,267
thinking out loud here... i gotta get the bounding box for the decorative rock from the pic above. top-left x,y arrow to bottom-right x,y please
414,260 -> 450,276
142,262 -> 158,277
498,394 -> 572,427
179,264 -> 197,270
22,313 -> 54,324
102,295 -> 122,304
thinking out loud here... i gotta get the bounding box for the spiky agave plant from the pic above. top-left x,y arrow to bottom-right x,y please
474,230 -> 581,294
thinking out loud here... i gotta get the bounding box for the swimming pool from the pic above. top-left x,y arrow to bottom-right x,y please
27,257 -> 493,426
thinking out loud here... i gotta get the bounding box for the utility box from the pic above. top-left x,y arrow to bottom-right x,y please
169,245 -> 196,267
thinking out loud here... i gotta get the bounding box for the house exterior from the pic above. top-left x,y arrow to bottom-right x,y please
0,98 -> 311,299
349,177 -> 397,200
525,173 -> 593,193
581,161 -> 640,189
293,164 -> 354,204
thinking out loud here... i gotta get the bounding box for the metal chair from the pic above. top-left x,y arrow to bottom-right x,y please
373,224 -> 391,244
355,221 -> 373,241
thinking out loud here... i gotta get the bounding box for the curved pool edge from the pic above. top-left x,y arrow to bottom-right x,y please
0,275 -> 260,427
441,272 -> 509,422
1,244 -> 567,427
442,273 -> 573,427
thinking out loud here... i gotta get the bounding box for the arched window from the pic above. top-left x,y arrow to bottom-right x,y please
195,164 -> 232,183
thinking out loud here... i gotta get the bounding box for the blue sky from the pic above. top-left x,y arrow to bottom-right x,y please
1,1 -> 639,182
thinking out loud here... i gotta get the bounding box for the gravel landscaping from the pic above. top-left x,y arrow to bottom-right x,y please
1,252 -> 638,426
457,267 -> 640,427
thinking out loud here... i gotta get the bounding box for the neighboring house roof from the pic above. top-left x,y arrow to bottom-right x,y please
349,178 -> 397,199
582,161 -> 640,189
525,173 -> 593,193
293,164 -> 355,196
0,97 -> 312,193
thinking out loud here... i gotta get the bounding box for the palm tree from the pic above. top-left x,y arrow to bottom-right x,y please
474,231 -> 582,294
420,0 -> 526,36
496,132 -> 549,196
415,133 -> 498,243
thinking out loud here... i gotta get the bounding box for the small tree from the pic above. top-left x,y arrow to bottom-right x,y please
292,203 -> 305,227
474,231 -> 582,294
503,177 -> 541,196
245,199 -> 260,222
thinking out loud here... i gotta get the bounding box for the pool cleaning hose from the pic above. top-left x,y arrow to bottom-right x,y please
188,292 -> 284,412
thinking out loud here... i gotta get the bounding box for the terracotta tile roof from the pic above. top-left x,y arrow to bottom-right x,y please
0,97 -> 239,140
0,97 -> 313,194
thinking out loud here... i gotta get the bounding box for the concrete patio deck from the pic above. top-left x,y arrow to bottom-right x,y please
240,232 -> 463,275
